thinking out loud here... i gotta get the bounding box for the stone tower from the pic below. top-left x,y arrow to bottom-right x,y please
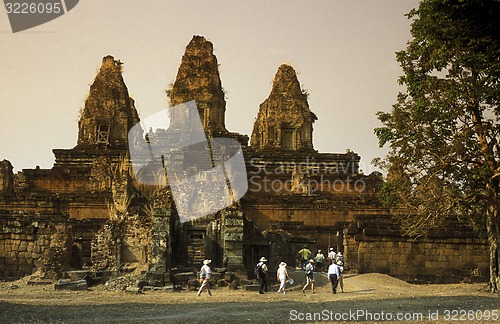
251,64 -> 317,151
0,160 -> 13,194
168,35 -> 228,136
77,56 -> 140,149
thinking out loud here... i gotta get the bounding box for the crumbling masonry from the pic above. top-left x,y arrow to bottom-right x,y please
0,36 -> 489,284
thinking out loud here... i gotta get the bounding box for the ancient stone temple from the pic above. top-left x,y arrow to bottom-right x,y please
0,35 -> 489,284
242,62 -> 382,269
0,55 -> 146,279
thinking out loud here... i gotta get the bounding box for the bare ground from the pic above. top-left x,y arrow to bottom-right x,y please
1,272 -> 499,323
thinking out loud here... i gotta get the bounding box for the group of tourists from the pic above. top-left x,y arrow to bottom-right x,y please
298,248 -> 345,294
196,247 -> 345,296
255,246 -> 345,295
298,246 -> 342,271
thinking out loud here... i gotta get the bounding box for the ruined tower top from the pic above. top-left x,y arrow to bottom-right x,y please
168,35 -> 228,136
251,64 -> 317,151
77,56 -> 140,149
0,160 -> 13,195
269,64 -> 303,98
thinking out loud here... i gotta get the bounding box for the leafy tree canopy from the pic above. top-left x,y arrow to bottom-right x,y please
375,0 -> 500,291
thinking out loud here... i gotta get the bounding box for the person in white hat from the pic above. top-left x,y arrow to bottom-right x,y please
336,253 -> 345,293
197,259 -> 212,296
255,257 -> 269,294
314,249 -> 325,272
328,248 -> 336,264
302,259 -> 315,293
337,260 -> 344,293
276,262 -> 291,294
336,252 -> 344,264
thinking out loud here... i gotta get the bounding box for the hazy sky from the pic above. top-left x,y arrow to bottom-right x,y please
0,0 -> 418,172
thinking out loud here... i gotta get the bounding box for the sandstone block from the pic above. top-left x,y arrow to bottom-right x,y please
18,242 -> 27,252
243,284 -> 260,291
223,271 -> 233,281
173,272 -> 197,283
54,279 -> 88,291
125,286 -> 141,294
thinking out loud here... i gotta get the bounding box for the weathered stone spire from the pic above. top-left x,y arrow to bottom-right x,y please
77,56 -> 140,148
251,64 -> 317,151
168,35 -> 228,136
0,160 -> 13,194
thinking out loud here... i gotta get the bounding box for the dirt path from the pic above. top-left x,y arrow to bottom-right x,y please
1,273 -> 499,323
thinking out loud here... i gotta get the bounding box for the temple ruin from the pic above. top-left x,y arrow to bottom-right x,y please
0,36 -> 489,285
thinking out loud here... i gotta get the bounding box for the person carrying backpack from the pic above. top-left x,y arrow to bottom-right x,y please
302,259 -> 315,293
255,257 -> 268,294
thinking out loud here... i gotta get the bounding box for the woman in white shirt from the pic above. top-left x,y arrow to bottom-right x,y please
197,259 -> 212,296
276,262 -> 291,294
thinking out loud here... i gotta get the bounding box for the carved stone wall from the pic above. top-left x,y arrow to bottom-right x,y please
90,213 -> 151,272
91,156 -> 150,271
148,188 -> 173,275
220,203 -> 245,271
0,213 -> 71,279
149,207 -> 172,274
90,219 -> 123,271
345,214 -> 489,283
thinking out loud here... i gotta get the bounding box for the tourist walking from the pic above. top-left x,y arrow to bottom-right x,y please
301,259 -> 315,293
336,253 -> 345,292
298,245 -> 312,270
314,249 -> 325,272
337,261 -> 344,292
327,259 -> 341,294
328,248 -> 336,263
276,262 -> 291,294
255,257 -> 269,294
336,252 -> 344,264
197,259 -> 212,296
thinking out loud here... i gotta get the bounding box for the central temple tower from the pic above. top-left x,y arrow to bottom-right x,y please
168,35 -> 228,137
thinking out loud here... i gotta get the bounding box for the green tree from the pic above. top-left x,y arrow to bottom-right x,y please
375,0 -> 500,292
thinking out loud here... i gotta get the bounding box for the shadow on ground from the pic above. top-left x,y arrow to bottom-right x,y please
1,295 -> 499,323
